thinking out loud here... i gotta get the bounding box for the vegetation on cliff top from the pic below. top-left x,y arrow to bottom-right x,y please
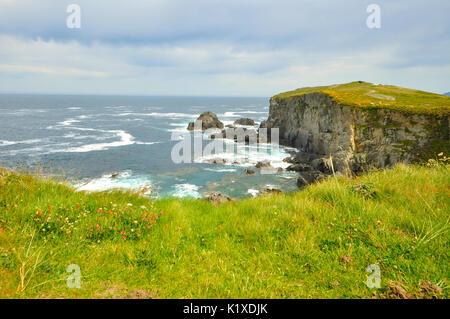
273,81 -> 450,115
0,160 -> 449,298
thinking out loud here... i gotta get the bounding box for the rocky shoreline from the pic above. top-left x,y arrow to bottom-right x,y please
186,111 -> 331,200
186,82 -> 450,201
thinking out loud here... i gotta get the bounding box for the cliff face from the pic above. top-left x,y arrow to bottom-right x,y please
261,89 -> 449,177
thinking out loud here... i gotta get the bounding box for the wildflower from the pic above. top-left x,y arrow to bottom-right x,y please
140,206 -> 146,209
75,203 -> 79,210
127,203 -> 133,207
161,211 -> 166,215
48,205 -> 51,212
376,221 -> 382,225
122,236 -> 127,240
0,228 -> 4,233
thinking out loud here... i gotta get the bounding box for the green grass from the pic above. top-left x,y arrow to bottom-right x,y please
273,81 -> 450,115
0,163 -> 449,299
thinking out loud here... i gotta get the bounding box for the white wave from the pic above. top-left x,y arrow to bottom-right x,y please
68,107 -> 81,110
221,112 -> 240,118
58,119 -> 80,126
168,122 -> 190,132
0,138 -> 44,147
235,111 -> 267,114
0,140 -> 16,146
62,130 -> 135,153
171,184 -> 202,198
248,189 -> 260,197
75,171 -> 152,193
194,141 -> 294,169
203,168 -> 237,173
135,141 -> 162,145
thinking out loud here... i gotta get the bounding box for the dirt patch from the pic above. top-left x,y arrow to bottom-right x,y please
341,255 -> 353,264
384,282 -> 412,299
126,289 -> 157,299
95,283 -> 157,299
418,281 -> 442,299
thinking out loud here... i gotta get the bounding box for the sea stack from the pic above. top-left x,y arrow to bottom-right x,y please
187,111 -> 224,131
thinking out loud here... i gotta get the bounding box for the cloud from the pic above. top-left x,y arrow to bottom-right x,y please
0,0 -> 449,95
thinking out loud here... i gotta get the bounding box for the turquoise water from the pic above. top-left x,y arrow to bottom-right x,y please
0,94 -> 298,198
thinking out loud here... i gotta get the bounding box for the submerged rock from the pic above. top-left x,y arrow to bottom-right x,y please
255,161 -> 271,168
244,168 -> 256,175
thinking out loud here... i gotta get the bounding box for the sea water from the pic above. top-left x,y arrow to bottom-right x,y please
0,94 -> 299,199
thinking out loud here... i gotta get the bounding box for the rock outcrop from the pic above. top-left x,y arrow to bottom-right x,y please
204,192 -> 234,205
261,82 -> 450,182
234,118 -> 255,126
187,111 -> 224,131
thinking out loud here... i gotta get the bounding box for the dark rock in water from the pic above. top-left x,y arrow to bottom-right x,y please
244,168 -> 256,175
223,127 -> 258,144
261,188 -> 283,195
297,171 -> 326,188
205,158 -> 227,165
226,124 -> 235,128
287,163 -> 314,172
204,192 -> 234,205
187,111 -> 224,131
111,173 -> 119,179
255,161 -> 271,168
234,118 -> 255,126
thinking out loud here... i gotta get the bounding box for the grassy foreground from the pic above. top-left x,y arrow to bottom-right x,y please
0,163 -> 449,299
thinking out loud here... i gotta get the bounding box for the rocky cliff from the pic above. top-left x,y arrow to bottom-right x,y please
261,82 -> 450,179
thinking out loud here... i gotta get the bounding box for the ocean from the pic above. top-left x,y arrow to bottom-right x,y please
0,94 -> 299,199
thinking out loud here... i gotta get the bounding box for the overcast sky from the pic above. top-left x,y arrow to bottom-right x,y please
0,0 -> 449,96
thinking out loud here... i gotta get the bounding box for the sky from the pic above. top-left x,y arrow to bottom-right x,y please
0,0 -> 449,96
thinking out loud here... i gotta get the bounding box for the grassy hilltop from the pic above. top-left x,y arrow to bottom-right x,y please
273,81 -> 450,115
0,159 -> 449,298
